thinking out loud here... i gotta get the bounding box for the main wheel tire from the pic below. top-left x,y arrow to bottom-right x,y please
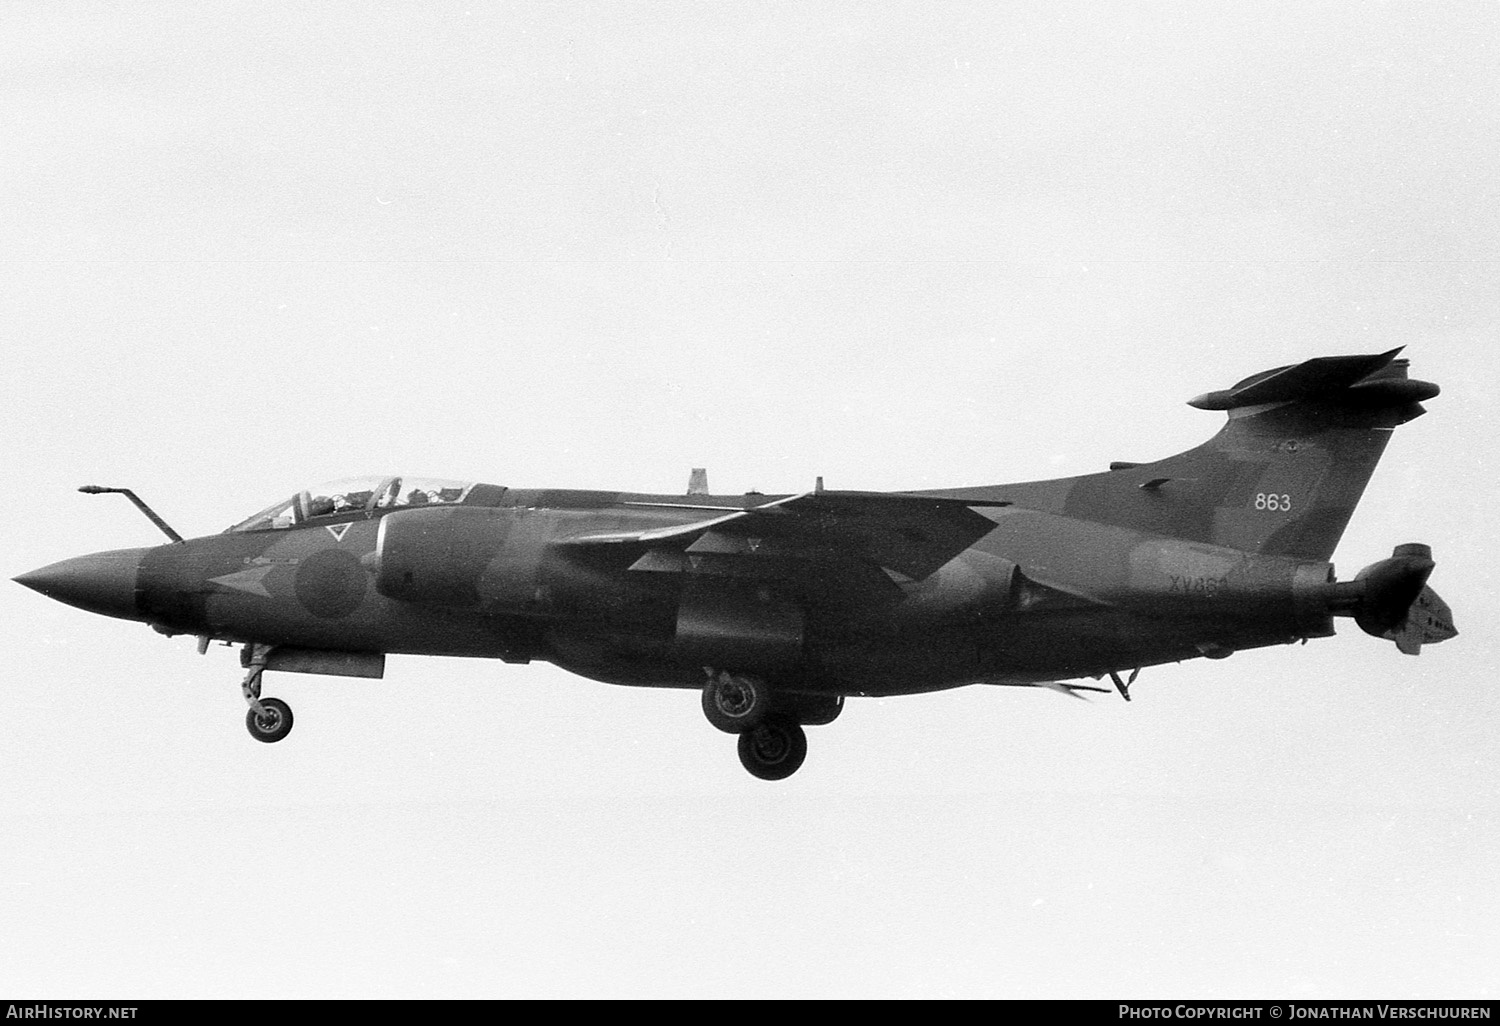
246,697 -> 293,743
702,673 -> 771,734
737,715 -> 807,780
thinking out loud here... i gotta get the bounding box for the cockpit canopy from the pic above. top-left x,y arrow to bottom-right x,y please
229,476 -> 476,532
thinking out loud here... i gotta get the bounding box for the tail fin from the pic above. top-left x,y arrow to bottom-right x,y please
1050,349 -> 1440,560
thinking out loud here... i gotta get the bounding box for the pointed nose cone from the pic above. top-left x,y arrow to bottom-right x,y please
14,547 -> 151,621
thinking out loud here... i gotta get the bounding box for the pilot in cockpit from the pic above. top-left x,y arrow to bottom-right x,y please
334,491 -> 371,513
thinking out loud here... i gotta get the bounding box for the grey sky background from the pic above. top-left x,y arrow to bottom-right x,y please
2,2 -> 1496,998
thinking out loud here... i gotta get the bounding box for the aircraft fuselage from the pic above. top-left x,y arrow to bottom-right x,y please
44,487 -> 1335,698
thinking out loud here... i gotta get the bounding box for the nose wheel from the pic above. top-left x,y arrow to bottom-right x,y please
240,643 -> 294,743
246,697 -> 294,743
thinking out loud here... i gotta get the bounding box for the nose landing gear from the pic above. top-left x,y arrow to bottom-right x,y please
240,643 -> 294,743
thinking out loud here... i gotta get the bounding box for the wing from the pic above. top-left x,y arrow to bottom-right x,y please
555,490 -> 1007,606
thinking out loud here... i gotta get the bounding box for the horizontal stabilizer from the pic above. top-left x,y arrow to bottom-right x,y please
1187,347 -> 1438,411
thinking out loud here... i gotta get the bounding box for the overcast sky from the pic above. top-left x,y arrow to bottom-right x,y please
1,1 -> 1496,998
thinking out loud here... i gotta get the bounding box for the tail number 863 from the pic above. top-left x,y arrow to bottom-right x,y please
1255,492 -> 1292,512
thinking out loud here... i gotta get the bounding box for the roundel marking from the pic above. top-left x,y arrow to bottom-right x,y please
294,548 -> 367,619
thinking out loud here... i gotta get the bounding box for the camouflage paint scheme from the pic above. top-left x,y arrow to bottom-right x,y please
15,349 -> 1457,778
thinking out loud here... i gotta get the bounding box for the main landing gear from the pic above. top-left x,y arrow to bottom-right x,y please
702,669 -> 773,733
703,669 -> 841,780
240,643 -> 293,743
737,716 -> 807,781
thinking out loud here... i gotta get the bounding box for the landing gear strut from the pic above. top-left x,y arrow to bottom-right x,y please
241,643 -> 294,743
737,715 -> 807,781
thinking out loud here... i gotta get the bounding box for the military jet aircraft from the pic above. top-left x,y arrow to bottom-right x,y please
15,348 -> 1456,779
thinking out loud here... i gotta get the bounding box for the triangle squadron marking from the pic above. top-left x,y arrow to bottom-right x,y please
207,565 -> 274,598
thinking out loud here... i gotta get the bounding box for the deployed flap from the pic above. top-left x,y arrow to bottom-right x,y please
976,678 -> 1113,698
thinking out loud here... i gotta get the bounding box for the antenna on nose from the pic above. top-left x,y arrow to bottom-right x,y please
79,486 -> 184,543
